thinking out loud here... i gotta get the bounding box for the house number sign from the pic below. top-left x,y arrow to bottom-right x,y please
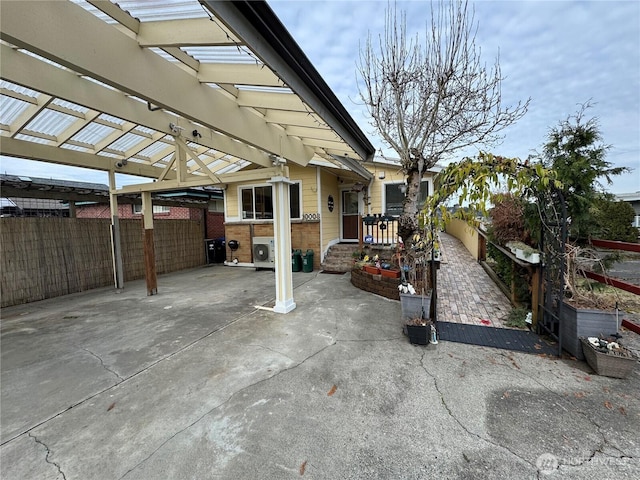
328,195 -> 334,212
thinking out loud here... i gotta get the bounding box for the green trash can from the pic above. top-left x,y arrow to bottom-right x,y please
302,249 -> 314,272
292,249 -> 302,272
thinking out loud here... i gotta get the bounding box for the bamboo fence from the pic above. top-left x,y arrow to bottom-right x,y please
1,218 -> 205,307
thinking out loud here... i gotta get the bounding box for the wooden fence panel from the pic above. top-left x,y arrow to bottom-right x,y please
1,217 -> 205,307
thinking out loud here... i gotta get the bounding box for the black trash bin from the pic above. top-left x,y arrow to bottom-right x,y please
214,238 -> 226,263
205,239 -> 216,264
302,249 -> 314,272
292,249 -> 302,272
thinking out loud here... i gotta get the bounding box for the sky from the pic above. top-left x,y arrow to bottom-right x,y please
1,0 -> 639,194
267,0 -> 640,194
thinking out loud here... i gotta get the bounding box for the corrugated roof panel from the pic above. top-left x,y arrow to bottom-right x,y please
82,76 -> 120,92
20,50 -> 68,71
70,0 -> 115,24
0,96 -> 29,125
136,141 -> 171,158
236,85 -> 293,94
51,99 -> 89,115
14,133 -> 52,145
108,132 -> 146,153
134,126 -> 156,136
115,1 -> 207,21
25,109 -> 76,136
97,113 -> 126,126
61,143 -> 91,152
97,151 -> 121,158
71,122 -> 116,145
216,163 -> 243,175
183,46 -> 255,64
0,80 -> 40,98
149,47 -> 179,63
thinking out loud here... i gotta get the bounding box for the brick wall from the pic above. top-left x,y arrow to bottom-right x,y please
351,267 -> 400,300
224,221 -> 321,269
76,204 -> 194,220
206,212 -> 225,239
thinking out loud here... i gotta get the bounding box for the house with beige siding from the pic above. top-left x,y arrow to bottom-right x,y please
222,158 -> 437,270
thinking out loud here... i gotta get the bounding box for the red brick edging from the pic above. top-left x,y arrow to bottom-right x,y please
351,268 -> 400,300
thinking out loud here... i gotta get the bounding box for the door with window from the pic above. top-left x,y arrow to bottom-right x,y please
341,190 -> 360,241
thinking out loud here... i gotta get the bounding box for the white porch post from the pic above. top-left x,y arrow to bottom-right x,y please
108,171 -> 124,289
269,175 -> 296,313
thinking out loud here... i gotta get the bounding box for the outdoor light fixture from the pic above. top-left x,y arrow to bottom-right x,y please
399,183 -> 408,194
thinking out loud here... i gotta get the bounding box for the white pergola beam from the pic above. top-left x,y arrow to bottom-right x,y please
137,18 -> 239,47
265,110 -> 326,128
115,166 -> 287,195
197,63 -> 282,87
236,90 -> 307,111
0,45 -> 274,170
0,1 -> 314,165
285,125 -> 341,142
85,0 -> 140,34
0,137 -> 174,179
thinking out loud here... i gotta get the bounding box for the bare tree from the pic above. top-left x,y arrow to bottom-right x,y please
358,0 -> 529,242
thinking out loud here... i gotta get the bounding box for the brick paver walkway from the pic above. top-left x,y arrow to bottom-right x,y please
436,232 -> 514,328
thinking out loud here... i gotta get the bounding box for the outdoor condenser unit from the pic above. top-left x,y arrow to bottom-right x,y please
252,236 -> 275,269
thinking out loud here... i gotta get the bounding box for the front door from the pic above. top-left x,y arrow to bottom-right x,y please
341,190 -> 360,242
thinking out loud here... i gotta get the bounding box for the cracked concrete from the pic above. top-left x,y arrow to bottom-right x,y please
1,266 -> 639,479
28,433 -> 68,480
81,347 -> 124,382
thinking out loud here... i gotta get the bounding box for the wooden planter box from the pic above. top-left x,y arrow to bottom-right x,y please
380,268 -> 400,279
580,338 -> 636,378
561,302 -> 619,360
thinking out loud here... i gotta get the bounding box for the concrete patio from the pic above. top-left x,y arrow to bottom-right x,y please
1,247 -> 639,479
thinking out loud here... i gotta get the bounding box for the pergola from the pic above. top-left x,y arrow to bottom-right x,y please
0,0 -> 375,313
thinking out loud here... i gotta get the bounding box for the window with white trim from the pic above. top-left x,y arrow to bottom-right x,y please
240,182 -> 301,220
132,204 -> 170,214
384,181 -> 429,216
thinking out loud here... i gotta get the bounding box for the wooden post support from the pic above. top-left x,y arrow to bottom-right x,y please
142,191 -> 157,296
510,259 -> 517,305
531,266 -> 541,327
478,232 -> 487,262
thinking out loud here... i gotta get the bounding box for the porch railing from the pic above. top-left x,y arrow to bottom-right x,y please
360,214 -> 398,246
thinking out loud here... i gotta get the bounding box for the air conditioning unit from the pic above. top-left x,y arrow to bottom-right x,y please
252,236 -> 275,269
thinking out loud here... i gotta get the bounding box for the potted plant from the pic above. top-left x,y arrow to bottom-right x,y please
580,336 -> 636,378
560,244 -> 625,360
399,282 -> 434,345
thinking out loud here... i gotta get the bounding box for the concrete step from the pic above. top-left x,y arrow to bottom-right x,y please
321,244 -> 360,272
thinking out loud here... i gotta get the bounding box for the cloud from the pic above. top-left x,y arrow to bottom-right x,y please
269,0 -> 639,193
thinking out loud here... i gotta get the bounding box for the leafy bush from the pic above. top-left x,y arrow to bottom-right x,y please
591,197 -> 638,242
488,193 -> 530,245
